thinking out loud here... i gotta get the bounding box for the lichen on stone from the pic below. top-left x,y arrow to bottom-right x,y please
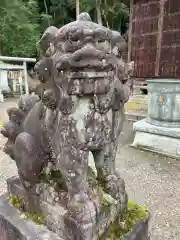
99,190 -> 113,213
9,195 -> 20,209
20,212 -> 44,225
88,166 -> 115,213
40,164 -> 67,191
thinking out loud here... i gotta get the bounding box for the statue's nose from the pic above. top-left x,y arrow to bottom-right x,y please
72,44 -> 104,62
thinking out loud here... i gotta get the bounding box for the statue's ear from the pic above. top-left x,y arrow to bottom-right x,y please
34,58 -> 54,83
36,26 -> 58,56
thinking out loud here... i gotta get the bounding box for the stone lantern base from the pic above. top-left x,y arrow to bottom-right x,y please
132,118 -> 180,159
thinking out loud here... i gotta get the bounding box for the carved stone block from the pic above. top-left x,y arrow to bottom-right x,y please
6,176 -> 126,239
0,194 -> 62,240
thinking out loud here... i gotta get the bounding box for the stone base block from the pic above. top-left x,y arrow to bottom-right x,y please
132,118 -> 180,158
0,194 -> 62,240
6,176 -> 123,240
1,177 -> 150,240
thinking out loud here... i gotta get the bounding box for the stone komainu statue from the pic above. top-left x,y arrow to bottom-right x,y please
1,13 -> 133,240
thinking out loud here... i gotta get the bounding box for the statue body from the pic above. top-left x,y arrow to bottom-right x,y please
1,13 -> 132,240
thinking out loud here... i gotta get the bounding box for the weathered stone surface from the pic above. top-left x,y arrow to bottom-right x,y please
125,215 -> 150,240
6,176 -> 150,240
6,176 -> 124,240
0,194 -> 62,240
1,12 -> 134,240
132,118 -> 180,158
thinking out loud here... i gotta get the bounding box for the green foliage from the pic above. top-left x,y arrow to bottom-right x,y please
37,0 -> 129,34
101,0 -> 129,34
0,0 -> 40,57
79,0 -> 129,34
0,0 -> 129,57
50,0 -> 76,26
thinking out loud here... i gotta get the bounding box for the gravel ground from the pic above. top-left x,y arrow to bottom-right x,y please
118,121 -> 180,240
0,99 -> 18,193
0,99 -> 180,239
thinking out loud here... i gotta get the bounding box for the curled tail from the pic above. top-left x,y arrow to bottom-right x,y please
1,94 -> 39,159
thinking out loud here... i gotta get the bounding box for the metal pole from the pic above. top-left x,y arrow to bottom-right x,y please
0,56 -> 36,63
155,0 -> 165,76
23,61 -> 29,94
19,76 -> 23,96
76,0 -> 79,20
128,0 -> 134,95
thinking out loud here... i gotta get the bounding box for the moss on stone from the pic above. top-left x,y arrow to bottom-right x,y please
40,166 -> 68,191
87,166 -> 97,182
20,212 -> 44,225
9,195 -> 21,209
101,200 -> 148,239
87,167 -> 114,213
97,186 -> 113,213
40,167 -> 52,182
87,165 -> 148,237
87,167 -> 148,238
8,195 -> 44,225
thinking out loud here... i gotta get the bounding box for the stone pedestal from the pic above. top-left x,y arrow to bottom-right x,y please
132,118 -> 180,158
2,177 -> 123,240
0,194 -> 62,240
132,78 -> 180,158
0,177 -> 150,240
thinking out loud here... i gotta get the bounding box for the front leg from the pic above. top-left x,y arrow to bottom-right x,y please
55,146 -> 97,240
93,141 -> 127,210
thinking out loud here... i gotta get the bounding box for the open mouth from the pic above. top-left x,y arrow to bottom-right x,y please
65,70 -> 114,79
56,70 -> 114,96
